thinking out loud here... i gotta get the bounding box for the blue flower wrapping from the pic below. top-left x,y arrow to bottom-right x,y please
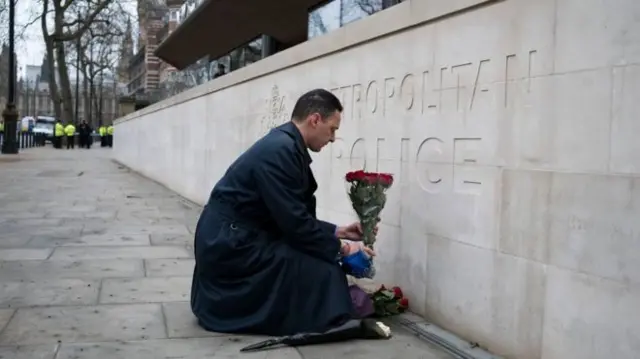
341,250 -> 375,279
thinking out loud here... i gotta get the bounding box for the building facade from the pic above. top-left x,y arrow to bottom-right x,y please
125,0 -> 171,95
15,74 -> 119,128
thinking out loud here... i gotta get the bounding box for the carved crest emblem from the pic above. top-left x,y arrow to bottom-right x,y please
260,85 -> 287,134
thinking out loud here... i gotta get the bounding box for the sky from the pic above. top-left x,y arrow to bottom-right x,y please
13,0 -> 137,76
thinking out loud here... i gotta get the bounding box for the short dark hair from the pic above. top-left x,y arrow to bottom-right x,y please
291,88 -> 343,122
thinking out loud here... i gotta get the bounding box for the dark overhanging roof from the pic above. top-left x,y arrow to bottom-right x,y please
155,0 -> 326,70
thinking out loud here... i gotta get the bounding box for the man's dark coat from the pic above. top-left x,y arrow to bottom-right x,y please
191,121 -> 354,336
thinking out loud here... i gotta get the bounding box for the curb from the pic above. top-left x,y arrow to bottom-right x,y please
390,313 -> 503,359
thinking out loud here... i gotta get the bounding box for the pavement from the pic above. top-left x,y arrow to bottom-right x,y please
0,146 -> 455,359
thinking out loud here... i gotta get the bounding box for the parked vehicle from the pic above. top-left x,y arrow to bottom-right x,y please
32,116 -> 56,143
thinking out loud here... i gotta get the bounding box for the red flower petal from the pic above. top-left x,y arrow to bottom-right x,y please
399,297 -> 409,308
392,286 -> 403,299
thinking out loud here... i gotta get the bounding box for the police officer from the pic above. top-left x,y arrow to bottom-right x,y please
99,124 -> 107,147
106,124 -> 114,148
64,122 -> 76,149
54,121 -> 64,149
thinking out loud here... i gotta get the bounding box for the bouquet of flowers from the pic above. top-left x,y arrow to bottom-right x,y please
370,285 -> 409,317
346,170 -> 394,247
342,170 -> 394,278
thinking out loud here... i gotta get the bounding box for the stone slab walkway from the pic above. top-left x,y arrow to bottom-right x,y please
0,147 -> 454,359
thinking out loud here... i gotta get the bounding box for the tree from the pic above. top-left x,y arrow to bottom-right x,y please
40,0 -> 123,121
0,0 -> 7,45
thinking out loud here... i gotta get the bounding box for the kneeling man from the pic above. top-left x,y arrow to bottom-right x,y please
191,88 -> 371,336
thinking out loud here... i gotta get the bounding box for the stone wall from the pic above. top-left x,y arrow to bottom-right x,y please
113,0 -> 640,358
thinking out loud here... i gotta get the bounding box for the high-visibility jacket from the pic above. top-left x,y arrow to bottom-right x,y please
107,126 -> 114,135
64,124 -> 76,137
55,123 -> 64,137
99,126 -> 106,136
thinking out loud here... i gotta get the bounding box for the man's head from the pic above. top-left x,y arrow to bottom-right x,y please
291,89 -> 343,152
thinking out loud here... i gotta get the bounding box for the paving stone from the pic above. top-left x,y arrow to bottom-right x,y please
0,279 -> 100,308
45,205 -> 97,217
0,212 -> 47,220
0,304 -> 166,345
83,211 -> 117,220
49,246 -> 190,260
0,344 -> 59,359
81,224 -> 190,237
0,309 -> 14,332
297,322 -> 454,359
145,259 -> 194,277
27,226 -> 83,238
0,259 -> 144,281
55,337 -> 302,359
150,233 -> 193,246
54,233 -> 150,247
0,236 -> 32,248
162,302 -> 222,339
100,277 -> 191,304
2,218 -> 64,227
0,249 -> 52,261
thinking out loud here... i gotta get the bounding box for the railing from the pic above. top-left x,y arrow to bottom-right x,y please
0,131 -> 48,150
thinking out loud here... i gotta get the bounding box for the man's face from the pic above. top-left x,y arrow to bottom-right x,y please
307,110 -> 341,152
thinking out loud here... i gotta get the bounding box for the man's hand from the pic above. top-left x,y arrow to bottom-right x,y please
340,241 -> 376,257
336,220 -> 379,241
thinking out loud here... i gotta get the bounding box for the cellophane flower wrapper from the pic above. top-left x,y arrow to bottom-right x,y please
344,170 -> 394,278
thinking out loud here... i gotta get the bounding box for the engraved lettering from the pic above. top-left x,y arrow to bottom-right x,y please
528,50 -> 537,93
401,137 -> 410,180
450,62 -> 473,112
383,77 -> 396,116
399,138 -> 411,217
453,138 -> 482,194
421,71 -> 428,114
438,67 -> 447,111
469,59 -> 490,110
400,74 -> 414,111
340,85 -> 351,110
366,81 -> 378,114
504,54 -> 516,107
352,84 -> 362,120
330,87 -> 340,98
416,137 -> 444,193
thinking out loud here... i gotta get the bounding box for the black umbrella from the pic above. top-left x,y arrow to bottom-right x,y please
240,318 -> 392,352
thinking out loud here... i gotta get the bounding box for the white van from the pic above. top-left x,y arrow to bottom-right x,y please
32,116 -> 56,142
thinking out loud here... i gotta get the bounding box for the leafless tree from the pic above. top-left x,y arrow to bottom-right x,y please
64,2 -> 125,126
39,0 -> 121,121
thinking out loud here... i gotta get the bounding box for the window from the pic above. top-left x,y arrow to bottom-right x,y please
308,0 -> 400,39
308,0 -> 340,39
341,0 -> 383,26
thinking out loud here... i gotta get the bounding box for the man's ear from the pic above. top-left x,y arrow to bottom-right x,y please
309,113 -> 320,128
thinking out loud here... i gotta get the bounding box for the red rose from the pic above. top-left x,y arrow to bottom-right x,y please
346,170 -> 367,183
392,286 -> 403,299
364,173 -> 378,184
380,174 -> 394,186
399,297 -> 409,308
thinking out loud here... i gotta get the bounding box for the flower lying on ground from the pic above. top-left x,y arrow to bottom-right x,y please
369,285 -> 409,317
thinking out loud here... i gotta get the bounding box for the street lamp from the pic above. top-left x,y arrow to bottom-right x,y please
1,0 -> 18,154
